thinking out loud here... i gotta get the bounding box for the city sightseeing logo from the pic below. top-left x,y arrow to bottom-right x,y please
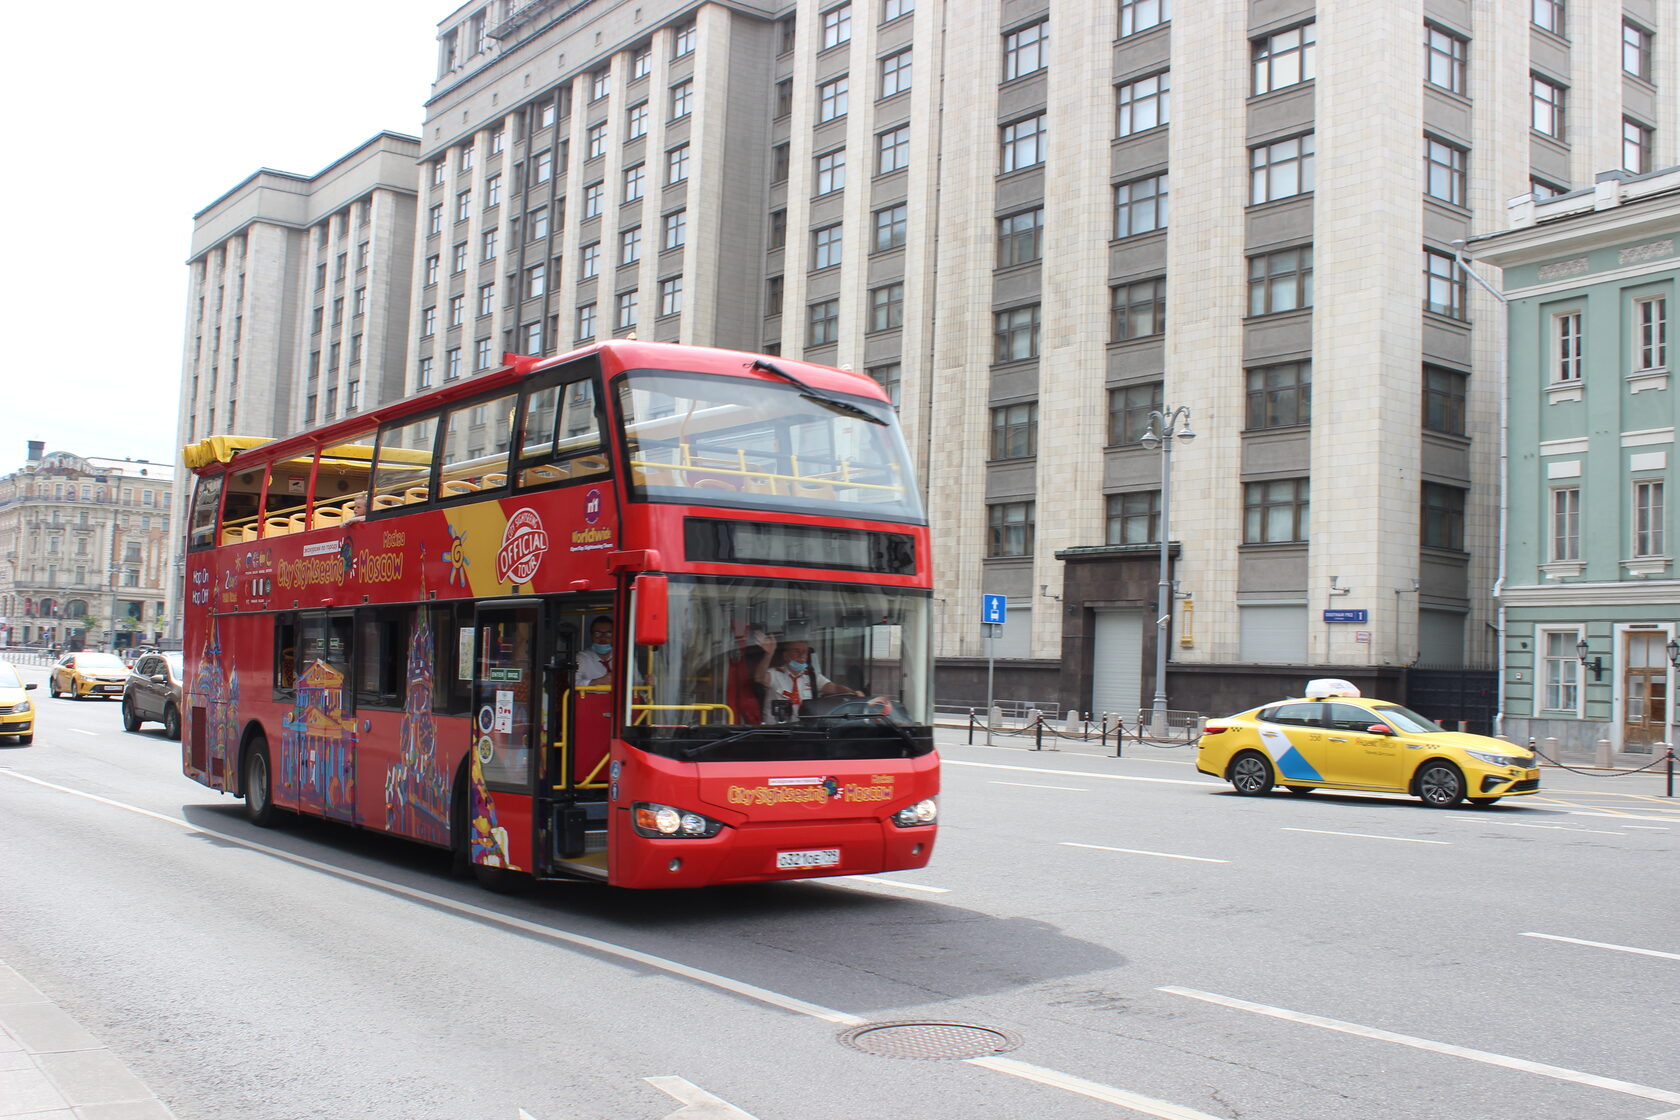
495,508 -> 549,585
583,488 -> 603,524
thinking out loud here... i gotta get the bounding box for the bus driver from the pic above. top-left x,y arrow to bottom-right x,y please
752,634 -> 862,723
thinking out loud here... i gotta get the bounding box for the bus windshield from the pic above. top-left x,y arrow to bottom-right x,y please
625,576 -> 933,763
618,370 -> 923,522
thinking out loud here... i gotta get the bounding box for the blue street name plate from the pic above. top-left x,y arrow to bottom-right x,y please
1323,609 -> 1368,623
982,594 -> 1007,625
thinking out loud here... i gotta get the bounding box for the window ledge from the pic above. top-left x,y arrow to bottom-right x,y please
1540,560 -> 1585,579
1545,380 -> 1584,404
1627,367 -> 1669,393
1622,556 -> 1670,578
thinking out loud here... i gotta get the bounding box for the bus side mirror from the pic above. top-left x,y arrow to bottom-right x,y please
634,574 -> 668,646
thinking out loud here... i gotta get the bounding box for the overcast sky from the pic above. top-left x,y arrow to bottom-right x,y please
0,2 -> 443,470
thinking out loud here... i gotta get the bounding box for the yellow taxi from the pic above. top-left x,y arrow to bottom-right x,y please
1195,679 -> 1540,808
0,661 -> 37,744
49,651 -> 130,701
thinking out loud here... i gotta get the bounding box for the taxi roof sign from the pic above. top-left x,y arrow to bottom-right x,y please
1303,678 -> 1361,699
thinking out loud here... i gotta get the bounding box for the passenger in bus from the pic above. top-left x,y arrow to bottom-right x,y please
341,494 -> 368,524
574,616 -> 617,686
752,634 -> 863,723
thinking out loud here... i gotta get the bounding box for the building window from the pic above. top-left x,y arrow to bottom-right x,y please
525,321 -> 545,353
624,162 -> 646,201
818,75 -> 849,122
538,101 -> 558,130
632,46 -> 652,81
586,122 -> 608,160
449,294 -> 465,327
1531,75 -> 1566,138
482,228 -> 499,260
1635,296 -> 1668,372
765,275 -> 784,317
479,283 -> 496,317
529,206 -> 551,242
1553,310 -> 1583,381
779,15 -> 797,54
422,306 -> 437,337
1110,278 -> 1166,341
577,303 -> 597,340
475,338 -> 494,370
1119,0 -> 1169,37
446,347 -> 462,380
1107,382 -> 1162,445
807,298 -> 840,344
1551,487 -> 1580,562
1244,479 -> 1309,543
875,203 -> 908,251
880,49 -> 912,97
1001,114 -> 1046,172
667,143 -> 691,183
869,282 -> 904,331
616,290 -> 639,331
1003,19 -> 1048,81
1421,483 -> 1466,551
774,78 -> 793,119
428,204 -> 444,236
1116,72 -> 1169,136
1106,491 -> 1160,545
987,501 -> 1035,557
1423,365 -> 1467,435
583,182 -> 604,219
1424,248 -> 1466,319
534,149 -> 554,183
874,126 -> 909,175
1532,0 -> 1564,36
1636,479 -> 1666,557
1250,134 -> 1314,203
453,242 -> 469,273
1245,362 -> 1311,429
1115,173 -> 1169,240
659,276 -> 683,317
486,174 -> 502,208
1247,246 -> 1312,315
526,264 -> 547,298
989,402 -> 1038,459
869,362 -> 901,406
883,0 -> 914,21
1623,118 -> 1653,174
424,254 -> 440,285
769,209 -> 787,250
620,226 -> 642,266
581,241 -> 601,279
1623,21 -> 1653,81
455,190 -> 472,223
812,222 -> 843,269
1542,630 -> 1581,712
1425,25 -> 1467,94
673,21 -> 697,57
627,101 -> 649,140
431,158 -> 447,187
670,79 -> 693,119
1252,23 -> 1315,95
418,356 -> 435,388
997,208 -> 1043,267
1424,136 -> 1467,206
815,148 -> 846,195
821,3 -> 852,49
662,209 -> 687,251
994,305 -> 1041,362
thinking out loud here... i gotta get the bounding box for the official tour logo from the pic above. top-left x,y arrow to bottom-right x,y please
496,508 -> 550,585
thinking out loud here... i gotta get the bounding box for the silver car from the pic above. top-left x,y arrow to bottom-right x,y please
121,652 -> 185,740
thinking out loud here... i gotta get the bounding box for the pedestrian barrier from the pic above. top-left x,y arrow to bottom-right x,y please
1527,737 -> 1677,797
964,706 -> 1205,755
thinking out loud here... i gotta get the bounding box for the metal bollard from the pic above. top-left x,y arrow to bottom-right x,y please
968,708 -> 976,746
1034,715 -> 1043,751
1666,743 -> 1675,798
1594,738 -> 1611,769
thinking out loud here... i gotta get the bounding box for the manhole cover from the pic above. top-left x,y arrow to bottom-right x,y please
838,1020 -> 1023,1060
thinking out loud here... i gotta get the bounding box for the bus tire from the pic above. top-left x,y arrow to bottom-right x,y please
473,864 -> 531,894
243,735 -> 280,827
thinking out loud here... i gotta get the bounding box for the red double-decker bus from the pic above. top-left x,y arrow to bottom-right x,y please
180,341 -> 937,889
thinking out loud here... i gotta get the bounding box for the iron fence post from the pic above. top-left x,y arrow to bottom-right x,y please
1034,715 -> 1043,752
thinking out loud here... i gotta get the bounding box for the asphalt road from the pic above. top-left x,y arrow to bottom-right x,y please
2,661 -> 1677,1120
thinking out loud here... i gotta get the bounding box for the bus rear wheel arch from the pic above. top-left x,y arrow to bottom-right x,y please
240,728 -> 281,827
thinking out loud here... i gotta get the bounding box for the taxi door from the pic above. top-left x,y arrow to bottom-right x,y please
1254,702 -> 1330,784
1320,702 -> 1404,789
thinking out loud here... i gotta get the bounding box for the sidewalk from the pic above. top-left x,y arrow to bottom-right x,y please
0,962 -> 177,1120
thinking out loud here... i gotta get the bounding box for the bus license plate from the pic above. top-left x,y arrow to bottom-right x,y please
776,848 -> 840,870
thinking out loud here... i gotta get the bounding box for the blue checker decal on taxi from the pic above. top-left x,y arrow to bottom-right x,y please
1273,746 -> 1322,782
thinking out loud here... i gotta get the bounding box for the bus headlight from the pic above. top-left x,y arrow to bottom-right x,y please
632,802 -> 725,839
892,797 -> 938,828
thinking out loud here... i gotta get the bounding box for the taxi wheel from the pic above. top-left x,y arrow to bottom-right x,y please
1416,761 -> 1465,808
48,679 -> 61,698
16,734 -> 31,746
1229,751 -> 1275,796
121,698 -> 141,733
1468,796 -> 1502,808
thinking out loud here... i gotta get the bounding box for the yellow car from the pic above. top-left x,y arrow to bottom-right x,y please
49,651 -> 129,701
0,661 -> 38,744
1195,679 -> 1540,808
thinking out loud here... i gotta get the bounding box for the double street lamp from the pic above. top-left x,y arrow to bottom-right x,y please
1139,405 -> 1195,733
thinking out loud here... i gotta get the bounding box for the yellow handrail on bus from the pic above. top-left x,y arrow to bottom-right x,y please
629,458 -> 904,494
629,703 -> 737,726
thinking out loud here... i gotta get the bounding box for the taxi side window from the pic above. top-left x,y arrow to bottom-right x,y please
1326,703 -> 1377,732
1266,702 -> 1322,727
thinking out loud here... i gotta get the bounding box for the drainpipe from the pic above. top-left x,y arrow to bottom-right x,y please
1453,240 -> 1509,737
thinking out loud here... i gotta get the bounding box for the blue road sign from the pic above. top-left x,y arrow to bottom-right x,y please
1323,609 -> 1368,623
982,594 -> 1007,625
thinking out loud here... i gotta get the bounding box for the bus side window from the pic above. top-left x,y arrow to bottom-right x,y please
273,614 -> 298,697
371,416 -> 438,510
517,378 -> 605,488
190,474 -> 225,550
314,428 -> 377,526
430,603 -> 474,716
219,469 -> 264,544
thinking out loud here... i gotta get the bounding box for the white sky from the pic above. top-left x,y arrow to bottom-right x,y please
0,2 -> 444,471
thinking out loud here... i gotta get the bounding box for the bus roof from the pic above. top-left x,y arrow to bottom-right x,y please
179,340 -> 891,475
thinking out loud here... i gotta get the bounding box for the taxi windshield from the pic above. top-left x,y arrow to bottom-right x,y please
75,653 -> 125,672
617,370 -> 923,522
624,575 -> 933,763
1370,704 -> 1445,734
0,664 -> 20,689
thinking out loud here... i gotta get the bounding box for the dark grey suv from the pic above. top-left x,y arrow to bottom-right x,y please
121,652 -> 184,739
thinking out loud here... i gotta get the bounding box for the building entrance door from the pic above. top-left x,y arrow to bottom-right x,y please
1622,631 -> 1667,753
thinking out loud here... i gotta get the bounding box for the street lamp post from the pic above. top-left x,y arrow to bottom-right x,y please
1139,405 -> 1195,735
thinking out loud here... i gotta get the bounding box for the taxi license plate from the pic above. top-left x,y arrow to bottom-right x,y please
776,848 -> 840,870
101,685 -> 123,692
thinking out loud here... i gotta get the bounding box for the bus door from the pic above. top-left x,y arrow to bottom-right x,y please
470,602 -> 539,836
543,598 -> 615,865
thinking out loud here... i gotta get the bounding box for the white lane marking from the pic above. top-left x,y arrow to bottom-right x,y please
1061,841 -> 1228,864
989,780 -> 1090,792
1159,986 -> 1680,1106
838,875 -> 950,894
0,769 -> 1217,1118
1444,819 -> 1625,836
1283,827 -> 1449,846
1567,811 -> 1680,824
516,1110 -> 540,1119
1522,932 -> 1680,963
945,758 -> 1217,788
1624,825 -> 1670,830
645,1076 -> 761,1118
70,729 -> 99,736
967,1056 -> 1226,1120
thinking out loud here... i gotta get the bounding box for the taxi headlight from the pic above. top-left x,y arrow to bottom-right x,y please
16,700 -> 30,714
893,797 -> 938,828
1464,749 -> 1525,768
631,802 -> 724,839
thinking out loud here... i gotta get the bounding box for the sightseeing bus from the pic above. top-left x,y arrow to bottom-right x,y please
179,341 -> 937,889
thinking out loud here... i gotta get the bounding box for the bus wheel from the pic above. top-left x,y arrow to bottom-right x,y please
243,736 -> 279,827
473,864 -> 531,894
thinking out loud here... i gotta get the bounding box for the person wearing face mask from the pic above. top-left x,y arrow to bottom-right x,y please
574,616 -> 617,686
752,634 -> 862,723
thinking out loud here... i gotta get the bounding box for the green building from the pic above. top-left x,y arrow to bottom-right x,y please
1470,167 -> 1678,760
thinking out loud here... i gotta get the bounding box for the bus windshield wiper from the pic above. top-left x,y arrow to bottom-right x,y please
751,358 -> 887,426
679,726 -> 803,759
